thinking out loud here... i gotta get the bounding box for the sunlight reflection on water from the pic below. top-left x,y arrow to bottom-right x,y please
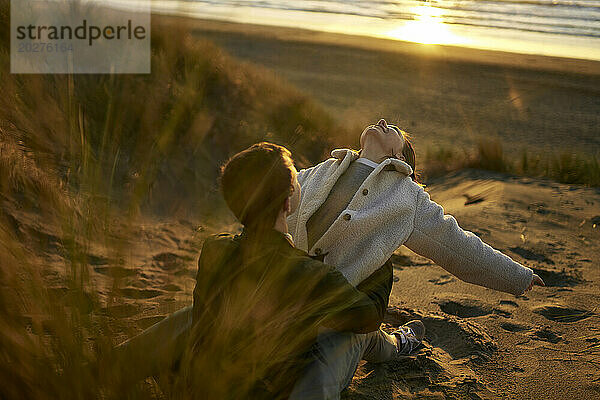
385,5 -> 470,46
144,0 -> 600,60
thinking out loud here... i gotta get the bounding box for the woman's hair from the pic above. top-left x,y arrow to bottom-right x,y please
390,125 -> 419,183
220,142 -> 295,230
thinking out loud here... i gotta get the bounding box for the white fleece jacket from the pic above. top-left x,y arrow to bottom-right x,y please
287,149 -> 533,296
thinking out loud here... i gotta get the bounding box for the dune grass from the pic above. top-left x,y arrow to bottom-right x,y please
0,1 -> 348,398
423,139 -> 600,187
0,2 -> 342,217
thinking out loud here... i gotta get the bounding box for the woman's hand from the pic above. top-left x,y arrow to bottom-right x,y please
524,273 -> 545,293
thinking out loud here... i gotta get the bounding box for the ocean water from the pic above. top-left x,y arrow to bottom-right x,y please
149,0 -> 600,60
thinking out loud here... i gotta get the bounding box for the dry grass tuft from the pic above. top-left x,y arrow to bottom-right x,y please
0,1 -> 348,398
422,139 -> 599,187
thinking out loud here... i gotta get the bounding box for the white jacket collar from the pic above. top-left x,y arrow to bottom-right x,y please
330,148 -> 413,176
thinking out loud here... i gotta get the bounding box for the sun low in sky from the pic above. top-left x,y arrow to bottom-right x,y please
385,4 -> 469,46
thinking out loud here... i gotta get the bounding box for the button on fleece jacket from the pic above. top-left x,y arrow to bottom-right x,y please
287,149 -> 533,296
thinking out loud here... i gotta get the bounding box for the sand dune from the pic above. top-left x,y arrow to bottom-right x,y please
8,168 -> 598,398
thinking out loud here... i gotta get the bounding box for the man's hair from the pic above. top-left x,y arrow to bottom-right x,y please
220,142 -> 295,230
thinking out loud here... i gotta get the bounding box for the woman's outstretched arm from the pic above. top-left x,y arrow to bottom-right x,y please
404,186 -> 537,296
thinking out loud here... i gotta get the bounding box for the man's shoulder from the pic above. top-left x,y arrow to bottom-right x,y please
199,232 -> 241,260
201,232 -> 334,271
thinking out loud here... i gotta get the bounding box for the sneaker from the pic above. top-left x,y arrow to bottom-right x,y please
394,320 -> 425,355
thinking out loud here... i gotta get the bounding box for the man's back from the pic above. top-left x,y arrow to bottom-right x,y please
189,229 -> 385,399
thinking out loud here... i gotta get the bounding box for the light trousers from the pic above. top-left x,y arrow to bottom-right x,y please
289,328 -> 398,400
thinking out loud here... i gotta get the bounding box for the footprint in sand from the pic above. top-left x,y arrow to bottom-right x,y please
120,287 -> 164,299
423,315 -> 497,360
501,322 -> 530,332
499,300 -> 519,307
530,267 -> 584,287
533,304 -> 595,323
436,298 -> 493,318
388,254 -> 414,268
509,246 -> 554,264
388,253 -> 432,268
494,300 -> 519,318
161,283 -> 182,292
87,254 -> 109,265
530,327 -> 563,343
428,275 -> 454,285
463,193 -> 485,205
152,252 -> 184,270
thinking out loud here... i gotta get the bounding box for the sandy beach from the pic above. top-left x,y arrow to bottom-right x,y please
3,7 -> 600,399
156,15 -> 600,159
149,15 -> 598,399
23,168 -> 598,399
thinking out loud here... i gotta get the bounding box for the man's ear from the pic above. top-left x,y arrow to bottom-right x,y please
283,197 -> 291,214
